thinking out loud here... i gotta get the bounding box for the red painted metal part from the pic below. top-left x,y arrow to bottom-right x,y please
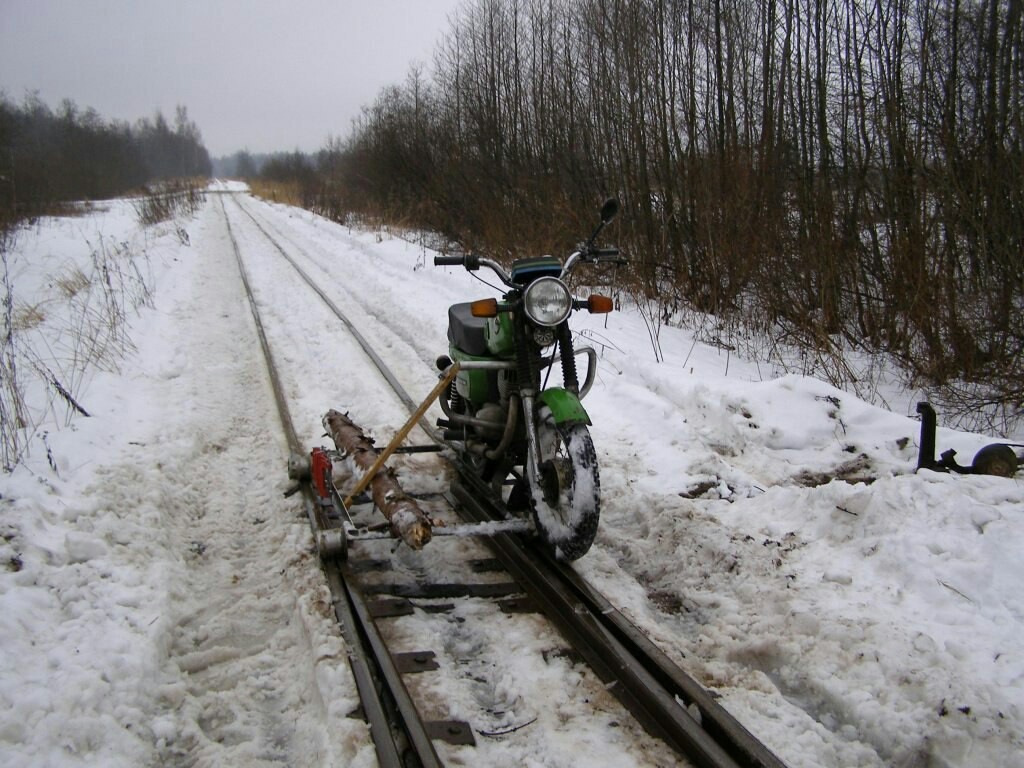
310,447 -> 332,498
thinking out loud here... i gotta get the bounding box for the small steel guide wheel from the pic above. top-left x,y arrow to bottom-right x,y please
317,527 -> 348,561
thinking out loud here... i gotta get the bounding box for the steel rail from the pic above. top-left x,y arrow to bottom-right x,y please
452,473 -> 787,768
219,196 -> 443,768
228,193 -> 788,768
229,196 -> 436,440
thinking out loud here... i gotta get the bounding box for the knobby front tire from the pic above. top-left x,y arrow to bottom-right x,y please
529,421 -> 600,561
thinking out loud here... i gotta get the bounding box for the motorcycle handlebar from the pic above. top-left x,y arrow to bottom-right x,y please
585,248 -> 627,267
434,255 -> 464,266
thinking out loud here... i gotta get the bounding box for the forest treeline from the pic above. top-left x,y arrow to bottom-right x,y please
271,0 -> 1020,432
0,94 -> 211,228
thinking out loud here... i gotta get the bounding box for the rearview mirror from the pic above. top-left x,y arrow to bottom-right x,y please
600,198 -> 620,224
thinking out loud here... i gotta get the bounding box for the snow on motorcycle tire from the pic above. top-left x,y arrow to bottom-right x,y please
530,422 -> 600,561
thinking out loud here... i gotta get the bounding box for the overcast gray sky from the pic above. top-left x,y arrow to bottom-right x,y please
0,0 -> 464,157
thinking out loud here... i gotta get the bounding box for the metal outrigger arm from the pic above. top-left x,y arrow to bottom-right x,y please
916,402 -> 1020,477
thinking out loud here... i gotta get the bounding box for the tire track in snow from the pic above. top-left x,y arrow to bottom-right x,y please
145,199 -> 357,766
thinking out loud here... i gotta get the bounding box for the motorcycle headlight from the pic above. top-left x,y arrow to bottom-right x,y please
523,277 -> 572,327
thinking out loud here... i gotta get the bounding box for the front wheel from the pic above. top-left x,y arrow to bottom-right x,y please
529,416 -> 600,561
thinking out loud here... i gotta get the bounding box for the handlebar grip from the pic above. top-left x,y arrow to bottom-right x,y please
433,255 -> 464,266
591,248 -> 620,257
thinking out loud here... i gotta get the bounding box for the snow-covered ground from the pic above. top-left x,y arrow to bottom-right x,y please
1,184 -> 1022,767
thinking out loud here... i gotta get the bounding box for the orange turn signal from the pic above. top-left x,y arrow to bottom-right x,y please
587,294 -> 614,314
471,298 -> 499,317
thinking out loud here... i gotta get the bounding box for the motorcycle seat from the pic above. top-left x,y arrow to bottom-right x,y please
448,303 -> 490,356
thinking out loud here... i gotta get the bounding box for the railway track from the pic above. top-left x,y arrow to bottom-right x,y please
218,193 -> 788,768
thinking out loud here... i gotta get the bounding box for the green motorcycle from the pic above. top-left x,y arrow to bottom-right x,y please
434,199 -> 623,560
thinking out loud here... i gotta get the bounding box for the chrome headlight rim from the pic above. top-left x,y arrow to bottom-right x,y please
523,277 -> 572,327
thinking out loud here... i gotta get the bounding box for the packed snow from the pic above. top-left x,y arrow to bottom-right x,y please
1,183 -> 1021,767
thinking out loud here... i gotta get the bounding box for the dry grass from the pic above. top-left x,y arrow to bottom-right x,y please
55,267 -> 91,299
248,179 -> 304,207
1,217 -> 163,469
13,302 -> 46,331
132,180 -> 206,226
42,201 -> 98,219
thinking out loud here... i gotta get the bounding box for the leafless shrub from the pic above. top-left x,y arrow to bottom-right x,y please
0,243 -> 26,470
133,190 -> 175,226
924,379 -> 1024,438
627,288 -> 666,364
1,227 -> 158,469
301,0 -> 1022,436
133,180 -> 206,227
54,236 -> 151,380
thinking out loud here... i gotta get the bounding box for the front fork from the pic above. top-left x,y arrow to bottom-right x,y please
516,314 -> 545,490
521,390 -> 543,492
516,318 -> 577,491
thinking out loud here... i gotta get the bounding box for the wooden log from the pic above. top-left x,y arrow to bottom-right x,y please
342,362 -> 459,509
323,409 -> 432,549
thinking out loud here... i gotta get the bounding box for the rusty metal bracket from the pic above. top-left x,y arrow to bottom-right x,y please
393,651 -> 440,674
425,720 -> 476,746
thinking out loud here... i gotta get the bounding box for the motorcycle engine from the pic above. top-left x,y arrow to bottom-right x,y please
475,402 -> 507,439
